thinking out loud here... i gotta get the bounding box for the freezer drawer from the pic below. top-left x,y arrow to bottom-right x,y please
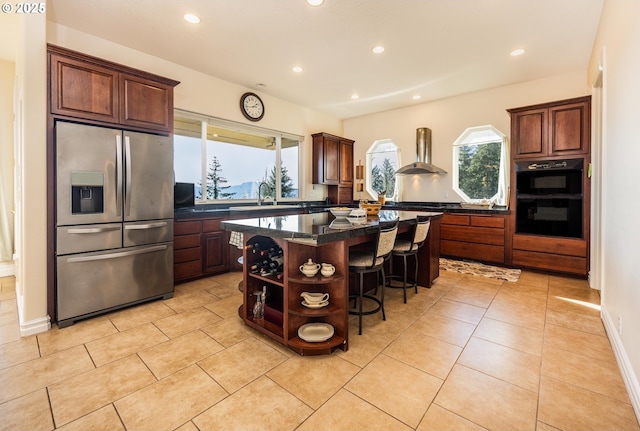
56,243 -> 174,326
124,218 -> 173,247
57,223 -> 122,255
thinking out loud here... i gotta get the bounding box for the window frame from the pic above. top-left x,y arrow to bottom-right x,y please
452,125 -> 508,206
174,109 -> 303,203
365,139 -> 401,202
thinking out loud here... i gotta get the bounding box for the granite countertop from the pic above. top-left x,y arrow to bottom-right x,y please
220,210 -> 442,246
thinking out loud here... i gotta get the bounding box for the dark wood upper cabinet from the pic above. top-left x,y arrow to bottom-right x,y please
339,139 -> 353,185
312,132 -> 355,204
48,44 -> 179,134
508,96 -> 590,159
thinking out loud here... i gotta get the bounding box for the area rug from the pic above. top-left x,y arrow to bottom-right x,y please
439,258 -> 521,282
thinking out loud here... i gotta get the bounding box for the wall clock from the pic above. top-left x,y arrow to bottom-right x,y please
240,92 -> 265,122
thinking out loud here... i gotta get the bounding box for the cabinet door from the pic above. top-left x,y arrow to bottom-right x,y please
203,231 -> 230,275
323,136 -> 340,184
511,108 -> 547,159
120,73 -> 174,133
339,139 -> 353,185
50,54 -> 119,123
549,101 -> 590,156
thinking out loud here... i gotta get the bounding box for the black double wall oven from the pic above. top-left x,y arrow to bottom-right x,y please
515,158 -> 584,239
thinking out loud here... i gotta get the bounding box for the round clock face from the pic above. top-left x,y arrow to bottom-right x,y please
240,92 -> 264,121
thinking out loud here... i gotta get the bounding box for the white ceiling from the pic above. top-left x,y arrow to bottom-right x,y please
8,0 -> 605,119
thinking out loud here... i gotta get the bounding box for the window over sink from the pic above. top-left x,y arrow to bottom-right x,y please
452,125 -> 508,206
174,110 -> 301,202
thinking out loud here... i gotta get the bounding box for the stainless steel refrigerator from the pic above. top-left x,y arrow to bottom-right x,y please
55,121 -> 174,328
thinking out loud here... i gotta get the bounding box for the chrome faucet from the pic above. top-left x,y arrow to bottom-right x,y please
257,181 -> 271,206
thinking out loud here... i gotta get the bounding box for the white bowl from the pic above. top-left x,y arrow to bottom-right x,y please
329,207 -> 353,218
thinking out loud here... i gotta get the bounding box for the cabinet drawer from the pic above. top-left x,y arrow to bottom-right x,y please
441,240 -> 505,264
441,225 -> 504,246
174,220 -> 201,235
471,215 -> 505,229
174,247 -> 201,264
202,218 -> 223,232
174,234 -> 201,249
441,214 -> 470,226
512,250 -> 587,275
174,260 -> 202,281
512,235 -> 586,257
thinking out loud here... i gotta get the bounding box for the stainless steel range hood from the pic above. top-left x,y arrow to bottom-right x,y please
395,127 -> 447,175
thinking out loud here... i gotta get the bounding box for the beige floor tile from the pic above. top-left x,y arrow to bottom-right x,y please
297,389 -> 413,431
410,311 -> 476,347
267,354 -> 360,409
193,375 -> 312,431
153,306 -> 223,338
138,330 -> 224,379
352,305 -> 417,340
175,421 -> 200,431
428,298 -> 486,325
544,324 -> 615,363
538,377 -> 640,431
548,275 -> 590,290
383,329 -> 461,379
48,354 -> 156,427
484,300 -> 546,330
0,317 -> 21,344
0,335 -> 40,369
536,421 -> 563,431
492,284 -> 548,311
515,271 -> 550,288
458,337 -> 541,392
198,337 -> 287,393
473,317 -> 544,356
345,354 -> 443,428
0,389 -> 54,431
85,323 -> 169,367
201,315 -> 254,347
335,329 -> 393,368
0,299 -> 18,327
417,404 -> 488,431
115,365 -> 228,431
434,364 -> 538,431
455,275 -> 504,292
545,304 -> 605,336
548,283 -> 600,305
203,294 -> 243,319
163,289 -> 221,313
0,345 -> 94,404
38,318 -> 118,356
442,286 -> 496,308
56,405 -> 125,431
541,346 -> 630,403
107,300 -> 176,332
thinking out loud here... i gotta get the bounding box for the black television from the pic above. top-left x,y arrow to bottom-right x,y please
174,182 -> 195,208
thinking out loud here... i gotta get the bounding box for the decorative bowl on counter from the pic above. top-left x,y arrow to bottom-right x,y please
329,207 -> 353,218
359,202 -> 382,216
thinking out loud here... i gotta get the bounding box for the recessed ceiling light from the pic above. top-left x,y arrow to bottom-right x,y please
372,45 -> 385,54
510,48 -> 525,56
307,0 -> 324,6
183,13 -> 200,24
351,94 -> 359,100
292,66 -> 303,73
412,95 -> 421,100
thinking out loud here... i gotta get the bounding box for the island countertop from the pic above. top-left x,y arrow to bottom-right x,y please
221,210 -> 443,246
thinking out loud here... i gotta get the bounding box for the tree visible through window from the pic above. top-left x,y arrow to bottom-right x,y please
366,139 -> 399,201
453,125 -> 507,205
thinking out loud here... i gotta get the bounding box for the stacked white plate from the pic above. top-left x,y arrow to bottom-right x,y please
298,323 -> 334,342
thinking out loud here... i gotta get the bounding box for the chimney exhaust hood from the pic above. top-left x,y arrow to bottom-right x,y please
395,127 -> 447,175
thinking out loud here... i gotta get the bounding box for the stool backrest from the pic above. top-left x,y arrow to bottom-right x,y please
376,220 -> 399,259
412,218 -> 431,246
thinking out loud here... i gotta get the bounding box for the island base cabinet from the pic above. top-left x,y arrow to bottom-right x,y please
241,235 -> 349,356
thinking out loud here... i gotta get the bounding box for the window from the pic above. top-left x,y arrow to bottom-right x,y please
366,139 -> 400,201
174,111 -> 301,202
452,125 -> 508,205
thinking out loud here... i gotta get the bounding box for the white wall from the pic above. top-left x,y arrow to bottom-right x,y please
588,0 -> 640,418
0,59 -> 15,269
344,72 -> 590,202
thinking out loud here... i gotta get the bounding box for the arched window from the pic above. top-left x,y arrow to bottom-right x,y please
452,125 -> 508,205
366,139 -> 400,201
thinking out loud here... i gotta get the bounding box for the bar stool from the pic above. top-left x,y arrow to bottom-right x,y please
386,216 -> 430,303
348,219 -> 398,335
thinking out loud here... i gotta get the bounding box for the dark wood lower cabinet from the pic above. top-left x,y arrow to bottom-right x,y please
440,213 -> 508,265
203,231 -> 229,275
174,217 -> 230,283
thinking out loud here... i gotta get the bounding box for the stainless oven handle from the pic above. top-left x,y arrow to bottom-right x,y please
125,135 -> 132,217
66,226 -> 121,234
124,222 -> 168,230
66,245 -> 167,263
116,135 -> 123,216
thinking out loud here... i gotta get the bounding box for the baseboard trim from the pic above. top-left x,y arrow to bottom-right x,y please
0,261 -> 14,277
16,289 -> 51,337
602,304 -> 640,424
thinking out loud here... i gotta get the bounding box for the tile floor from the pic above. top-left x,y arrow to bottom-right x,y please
1,270 -> 639,431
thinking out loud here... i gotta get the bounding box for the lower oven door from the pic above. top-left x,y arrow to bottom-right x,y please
56,243 -> 174,327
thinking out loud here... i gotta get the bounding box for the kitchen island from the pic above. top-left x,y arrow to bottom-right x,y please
221,210 -> 442,355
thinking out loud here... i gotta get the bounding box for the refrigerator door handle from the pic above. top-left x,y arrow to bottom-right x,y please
125,135 -> 132,217
125,222 -> 168,230
67,226 -> 121,234
66,244 -> 168,263
116,135 -> 123,216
